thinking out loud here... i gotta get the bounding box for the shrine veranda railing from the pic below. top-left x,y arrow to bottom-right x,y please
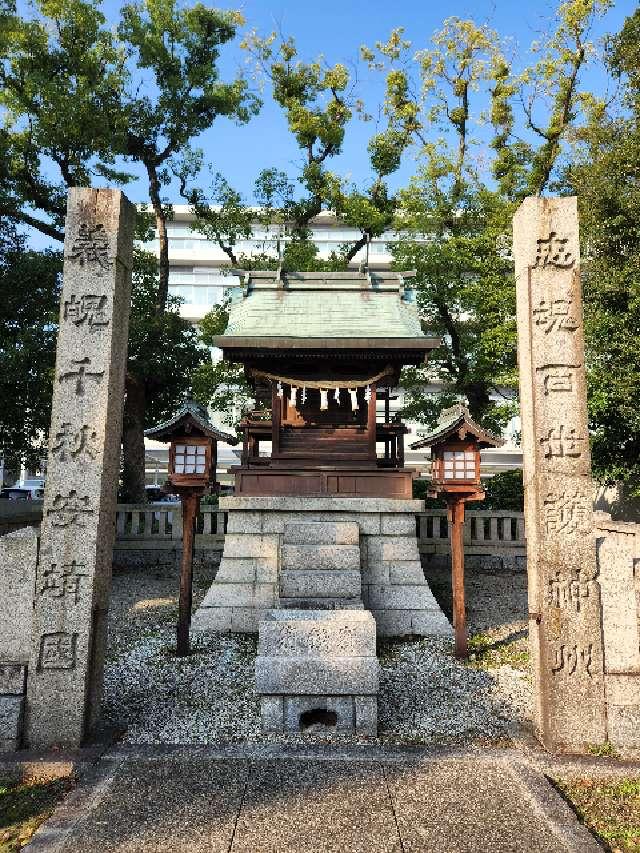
0,501 -> 527,562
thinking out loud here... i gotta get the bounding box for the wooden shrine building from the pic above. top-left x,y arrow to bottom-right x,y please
214,270 -> 440,499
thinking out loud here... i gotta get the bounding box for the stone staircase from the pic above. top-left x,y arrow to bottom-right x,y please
279,521 -> 363,608
257,520 -> 378,735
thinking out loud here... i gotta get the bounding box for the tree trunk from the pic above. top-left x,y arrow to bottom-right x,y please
122,375 -> 148,503
464,382 -> 492,422
145,161 -> 170,314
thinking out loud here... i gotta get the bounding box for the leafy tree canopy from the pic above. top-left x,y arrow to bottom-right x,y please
0,225 -> 62,470
568,7 -> 640,491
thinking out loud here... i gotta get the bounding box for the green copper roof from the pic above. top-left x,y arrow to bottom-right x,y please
145,398 -> 237,444
221,270 -> 427,339
410,404 -> 503,450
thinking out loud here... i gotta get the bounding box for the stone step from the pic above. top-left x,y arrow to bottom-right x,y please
258,609 -> 376,657
279,569 -> 362,599
281,543 -> 361,572
282,521 -> 359,546
279,598 -> 365,610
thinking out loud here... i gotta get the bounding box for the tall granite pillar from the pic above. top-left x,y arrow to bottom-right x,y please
26,189 -> 135,748
513,196 -> 606,752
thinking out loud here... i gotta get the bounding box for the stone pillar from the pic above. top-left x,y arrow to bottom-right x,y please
26,189 -> 135,748
513,196 -> 606,752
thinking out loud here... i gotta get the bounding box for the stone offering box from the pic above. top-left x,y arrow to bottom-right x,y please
256,609 -> 379,735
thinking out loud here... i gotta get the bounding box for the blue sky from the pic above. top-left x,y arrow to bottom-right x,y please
21,0 -> 638,246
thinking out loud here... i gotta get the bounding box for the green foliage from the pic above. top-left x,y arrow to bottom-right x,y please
556,776 -> 640,852
0,227 -> 62,469
127,248 -> 207,425
361,7 -> 606,432
567,8 -> 640,492
193,298 -> 251,429
0,0 -> 128,239
412,470 -> 523,511
477,470 -> 524,511
187,31 -> 397,273
0,773 -> 75,852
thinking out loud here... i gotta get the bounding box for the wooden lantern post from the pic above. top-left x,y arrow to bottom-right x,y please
169,438 -> 210,658
145,399 -> 238,656
410,406 -> 504,658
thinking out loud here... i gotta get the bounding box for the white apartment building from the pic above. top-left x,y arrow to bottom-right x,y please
143,207 -> 522,486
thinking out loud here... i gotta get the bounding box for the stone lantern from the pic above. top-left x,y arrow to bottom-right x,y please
411,405 -> 503,657
146,398 -> 237,655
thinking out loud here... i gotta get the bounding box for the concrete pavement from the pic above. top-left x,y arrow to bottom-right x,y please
24,745 -> 604,852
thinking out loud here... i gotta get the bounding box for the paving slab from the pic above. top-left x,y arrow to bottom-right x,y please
28,754 -> 249,853
385,755 -> 601,853
231,759 -> 401,853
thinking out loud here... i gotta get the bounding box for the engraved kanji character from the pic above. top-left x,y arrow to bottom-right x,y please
52,423 -> 100,461
46,491 -> 93,527
63,294 -> 109,330
67,223 -> 111,270
539,424 -> 586,459
546,570 -> 592,613
533,298 -> 579,334
38,632 -> 78,670
536,364 -> 581,395
58,358 -> 104,396
544,490 -> 590,535
40,561 -> 88,604
535,232 -> 575,268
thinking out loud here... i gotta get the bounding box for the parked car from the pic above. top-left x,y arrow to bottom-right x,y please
1,487 -> 36,501
145,485 -> 179,503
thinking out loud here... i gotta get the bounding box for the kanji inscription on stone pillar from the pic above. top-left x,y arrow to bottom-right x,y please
513,196 -> 606,751
26,189 -> 135,748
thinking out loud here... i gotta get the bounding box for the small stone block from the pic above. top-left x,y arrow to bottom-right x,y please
0,695 -> 24,751
260,696 -> 284,733
355,696 -> 377,736
380,514 -> 416,535
410,609 -> 453,637
0,663 -> 27,695
190,607 -> 233,633
283,522 -> 359,545
258,609 -> 377,657
255,657 -> 379,695
225,512 -> 263,534
281,544 -> 360,572
279,570 -> 361,599
367,536 -> 419,562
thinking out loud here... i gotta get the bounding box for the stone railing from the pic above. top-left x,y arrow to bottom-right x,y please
417,509 -> 527,570
114,503 -> 227,546
1,499 -> 527,568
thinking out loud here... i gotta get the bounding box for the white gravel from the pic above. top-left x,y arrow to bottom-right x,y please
102,561 -> 533,746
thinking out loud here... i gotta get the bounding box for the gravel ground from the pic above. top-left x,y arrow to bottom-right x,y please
102,559 -> 533,746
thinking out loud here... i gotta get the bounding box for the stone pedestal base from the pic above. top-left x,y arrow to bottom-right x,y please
192,496 -> 451,637
260,695 -> 377,736
255,609 -> 378,736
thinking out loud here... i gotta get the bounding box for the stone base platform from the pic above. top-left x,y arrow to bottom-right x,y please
255,609 -> 378,736
192,496 -> 451,638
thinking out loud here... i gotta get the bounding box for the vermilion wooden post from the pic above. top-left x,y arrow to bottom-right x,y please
176,492 -> 200,657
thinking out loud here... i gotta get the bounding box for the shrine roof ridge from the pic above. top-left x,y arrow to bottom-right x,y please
226,269 -> 417,289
